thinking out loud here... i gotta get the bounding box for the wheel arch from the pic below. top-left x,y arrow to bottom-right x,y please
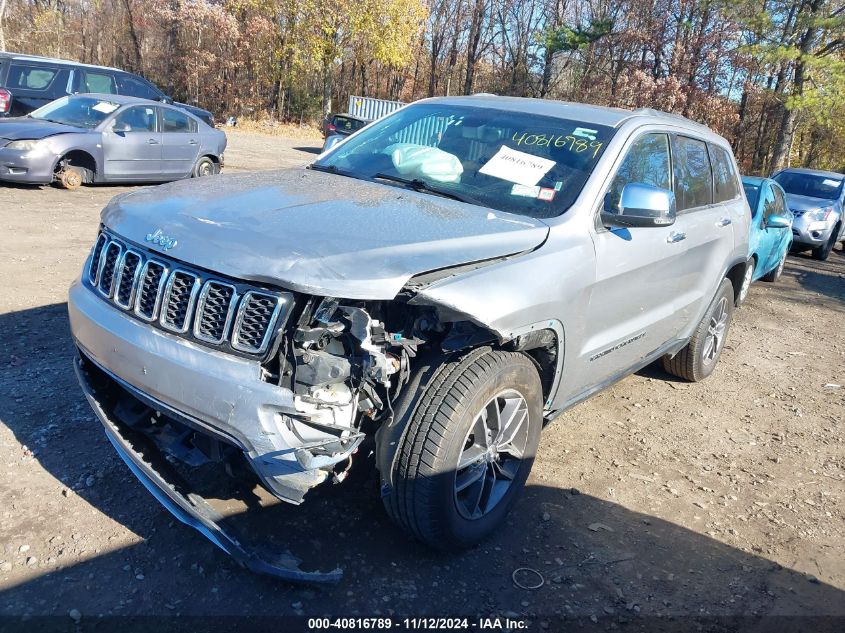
373,318 -> 565,491
724,257 -> 750,305
52,148 -> 100,182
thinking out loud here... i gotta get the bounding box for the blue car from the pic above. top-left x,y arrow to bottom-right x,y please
738,176 -> 794,303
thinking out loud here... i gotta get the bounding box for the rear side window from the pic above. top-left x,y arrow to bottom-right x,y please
709,145 -> 741,202
604,133 -> 672,213
673,136 -> 713,210
8,64 -> 57,90
161,108 -> 197,133
117,75 -> 161,101
82,71 -> 116,94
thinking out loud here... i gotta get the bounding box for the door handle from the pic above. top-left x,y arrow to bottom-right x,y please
666,231 -> 687,243
189,139 -> 198,145
716,217 -> 732,227
148,139 -> 159,145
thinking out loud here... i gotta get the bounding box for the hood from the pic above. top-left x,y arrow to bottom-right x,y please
101,169 -> 550,300
784,193 -> 839,213
0,117 -> 86,141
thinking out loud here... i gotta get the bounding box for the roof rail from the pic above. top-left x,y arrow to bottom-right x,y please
7,51 -> 121,73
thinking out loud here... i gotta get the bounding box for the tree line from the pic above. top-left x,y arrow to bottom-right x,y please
2,0 -> 844,174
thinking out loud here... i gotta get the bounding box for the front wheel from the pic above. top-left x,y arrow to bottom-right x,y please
812,226 -> 839,261
663,278 -> 735,382
737,259 -> 754,306
383,349 -> 543,550
56,166 -> 84,190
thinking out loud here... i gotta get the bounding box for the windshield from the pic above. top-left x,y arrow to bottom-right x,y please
774,171 -> 843,201
314,103 -> 616,218
29,96 -> 120,129
742,182 -> 760,212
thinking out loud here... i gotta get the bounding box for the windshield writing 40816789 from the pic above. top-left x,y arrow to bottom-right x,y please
511,131 -> 604,159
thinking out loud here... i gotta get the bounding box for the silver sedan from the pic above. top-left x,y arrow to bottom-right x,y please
0,93 -> 226,189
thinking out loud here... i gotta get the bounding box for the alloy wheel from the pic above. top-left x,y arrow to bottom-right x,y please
454,389 -> 530,520
701,297 -> 728,366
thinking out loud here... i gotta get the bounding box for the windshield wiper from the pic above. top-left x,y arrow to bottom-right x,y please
372,173 -> 474,204
307,163 -> 370,182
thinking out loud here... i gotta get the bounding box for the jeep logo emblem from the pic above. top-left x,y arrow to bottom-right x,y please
145,228 -> 178,250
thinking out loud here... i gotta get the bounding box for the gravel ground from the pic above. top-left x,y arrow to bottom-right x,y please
0,130 -> 843,628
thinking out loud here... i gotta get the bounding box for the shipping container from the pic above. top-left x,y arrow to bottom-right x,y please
347,95 -> 404,121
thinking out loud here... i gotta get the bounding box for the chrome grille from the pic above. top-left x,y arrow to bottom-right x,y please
194,281 -> 237,343
85,230 -> 292,357
97,241 -> 123,297
160,270 -> 200,333
232,291 -> 283,354
134,260 -> 167,321
114,250 -> 142,309
88,233 -> 108,284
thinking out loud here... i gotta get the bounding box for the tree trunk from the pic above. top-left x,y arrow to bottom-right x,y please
770,0 -> 819,171
463,0 -> 486,94
0,0 -> 7,52
322,60 -> 333,117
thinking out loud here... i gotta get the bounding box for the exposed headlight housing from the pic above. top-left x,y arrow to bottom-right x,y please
6,139 -> 41,151
806,207 -> 833,222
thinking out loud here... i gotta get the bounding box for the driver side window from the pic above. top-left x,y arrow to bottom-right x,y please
761,185 -> 778,225
605,133 -> 672,213
112,106 -> 157,133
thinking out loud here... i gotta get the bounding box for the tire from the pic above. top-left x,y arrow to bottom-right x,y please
762,250 -> 787,282
812,225 -> 839,261
663,278 -> 735,382
383,349 -> 543,550
193,156 -> 216,178
736,259 -> 754,306
56,166 -> 84,190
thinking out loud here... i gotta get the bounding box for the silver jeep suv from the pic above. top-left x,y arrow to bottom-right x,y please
69,96 -> 750,582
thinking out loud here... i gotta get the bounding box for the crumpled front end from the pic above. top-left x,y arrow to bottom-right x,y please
69,223 -> 558,581
69,226 -> 456,579
67,229 -> 390,506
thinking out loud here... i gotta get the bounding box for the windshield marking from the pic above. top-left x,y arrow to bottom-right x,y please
511,131 -> 603,158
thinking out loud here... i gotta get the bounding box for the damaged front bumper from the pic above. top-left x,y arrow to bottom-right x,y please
68,277 -> 361,504
68,277 -> 365,581
75,355 -> 341,583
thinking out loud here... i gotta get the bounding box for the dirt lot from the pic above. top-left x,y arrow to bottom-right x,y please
0,130 -> 843,629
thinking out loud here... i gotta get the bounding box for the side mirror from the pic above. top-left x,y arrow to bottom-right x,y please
766,214 -> 791,229
159,95 -> 174,105
112,122 -> 131,133
601,183 -> 676,229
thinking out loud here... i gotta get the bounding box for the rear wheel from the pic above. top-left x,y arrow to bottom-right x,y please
663,278 -> 735,382
762,250 -> 787,282
812,226 -> 839,261
383,349 -> 542,550
193,156 -> 216,178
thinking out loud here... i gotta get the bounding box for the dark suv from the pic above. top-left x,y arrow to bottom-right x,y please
0,52 -> 214,126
